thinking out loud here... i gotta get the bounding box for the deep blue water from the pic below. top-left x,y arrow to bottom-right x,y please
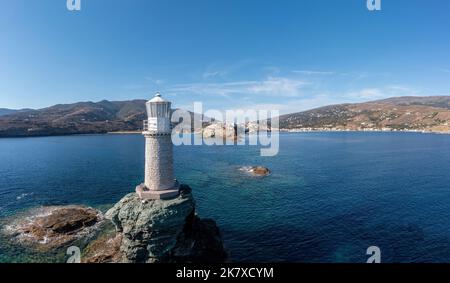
1,132 -> 450,262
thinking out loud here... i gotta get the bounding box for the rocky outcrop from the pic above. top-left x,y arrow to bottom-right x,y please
202,122 -> 239,140
171,215 -> 228,263
3,206 -> 103,250
1,187 -> 227,263
240,166 -> 271,177
104,185 -> 227,263
246,121 -> 270,134
83,233 -> 123,263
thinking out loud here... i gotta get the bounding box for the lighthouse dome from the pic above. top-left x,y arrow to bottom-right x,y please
146,92 -> 171,120
148,92 -> 168,103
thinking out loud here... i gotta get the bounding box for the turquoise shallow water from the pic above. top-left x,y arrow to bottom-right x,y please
1,132 -> 450,262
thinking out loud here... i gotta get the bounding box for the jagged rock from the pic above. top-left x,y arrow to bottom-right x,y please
2,206 -> 103,250
172,215 -> 228,263
104,185 -> 227,263
105,190 -> 194,262
83,233 -> 123,263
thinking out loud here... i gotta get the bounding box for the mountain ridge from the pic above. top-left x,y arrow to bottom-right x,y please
1,96 -> 450,137
278,96 -> 450,133
0,108 -> 34,117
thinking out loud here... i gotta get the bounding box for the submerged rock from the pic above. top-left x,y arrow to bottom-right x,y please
3,205 -> 104,250
104,184 -> 227,263
240,166 -> 271,177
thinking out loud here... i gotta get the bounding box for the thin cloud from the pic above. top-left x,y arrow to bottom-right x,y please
386,85 -> 420,95
347,88 -> 385,99
201,60 -> 254,79
166,77 -> 308,98
202,71 -> 226,79
345,85 -> 422,101
144,77 -> 165,85
292,70 -> 335,76
253,95 -> 341,114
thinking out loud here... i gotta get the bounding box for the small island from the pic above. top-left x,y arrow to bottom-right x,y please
240,166 -> 272,177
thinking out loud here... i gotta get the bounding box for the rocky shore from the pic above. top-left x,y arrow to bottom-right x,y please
2,206 -> 104,250
1,185 -> 227,263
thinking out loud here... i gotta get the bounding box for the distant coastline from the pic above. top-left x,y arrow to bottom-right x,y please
107,131 -> 141,135
1,129 -> 449,139
1,96 -> 450,138
279,128 -> 450,135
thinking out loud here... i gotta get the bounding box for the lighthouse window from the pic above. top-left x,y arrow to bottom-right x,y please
148,102 -> 171,117
150,105 -> 154,117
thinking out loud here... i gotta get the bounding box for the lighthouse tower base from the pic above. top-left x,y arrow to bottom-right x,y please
136,182 -> 180,200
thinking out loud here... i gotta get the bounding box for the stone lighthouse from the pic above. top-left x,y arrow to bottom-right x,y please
136,93 -> 180,200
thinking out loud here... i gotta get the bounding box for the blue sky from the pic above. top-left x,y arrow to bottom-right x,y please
0,0 -> 449,114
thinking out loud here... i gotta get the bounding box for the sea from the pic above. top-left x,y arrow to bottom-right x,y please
1,132 -> 450,263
